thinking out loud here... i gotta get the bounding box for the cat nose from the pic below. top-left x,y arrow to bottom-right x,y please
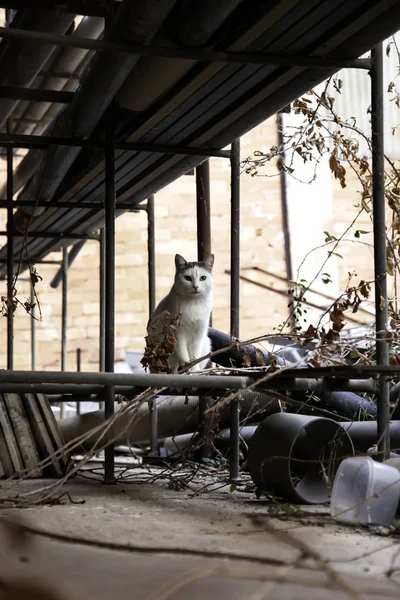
193,285 -> 198,291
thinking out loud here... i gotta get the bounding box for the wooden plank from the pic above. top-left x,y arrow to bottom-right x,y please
0,401 -> 11,477
0,394 -> 24,475
22,394 -> 63,477
3,393 -> 41,476
36,394 -> 69,471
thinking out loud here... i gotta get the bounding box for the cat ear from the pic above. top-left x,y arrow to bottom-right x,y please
203,254 -> 214,270
175,254 -> 187,270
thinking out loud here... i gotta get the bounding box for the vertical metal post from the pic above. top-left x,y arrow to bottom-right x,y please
196,160 -> 214,458
276,113 -> 296,332
99,227 -> 106,372
7,144 -> 13,370
76,347 -> 81,415
60,246 -> 68,418
230,139 -> 241,481
30,279 -> 36,370
61,247 -> 68,371
147,194 -> 158,455
371,43 -> 390,460
196,161 -> 212,259
147,195 -> 156,317
104,106 -> 115,484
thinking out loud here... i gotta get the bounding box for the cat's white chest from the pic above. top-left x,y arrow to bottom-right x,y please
177,297 -> 211,331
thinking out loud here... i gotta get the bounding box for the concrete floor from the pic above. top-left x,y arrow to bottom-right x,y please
0,473 -> 399,599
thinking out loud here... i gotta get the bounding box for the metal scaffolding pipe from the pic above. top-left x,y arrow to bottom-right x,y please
50,241 -> 86,289
0,231 -> 99,240
61,247 -> 68,371
147,196 -> 156,317
6,143 -> 13,370
0,26 -> 373,70
104,106 -> 116,484
196,159 -> 213,458
196,161 -> 212,260
230,138 -> 240,481
30,278 -> 36,370
147,194 -> 157,454
0,131 -> 231,158
99,227 -> 105,373
371,43 -> 390,461
0,377 -> 378,395
0,370 -> 251,388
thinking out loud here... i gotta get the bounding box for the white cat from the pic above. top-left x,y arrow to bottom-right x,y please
149,254 -> 214,372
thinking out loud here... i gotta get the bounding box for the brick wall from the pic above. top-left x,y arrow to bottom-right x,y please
1,117 -> 390,372
0,117 -> 289,371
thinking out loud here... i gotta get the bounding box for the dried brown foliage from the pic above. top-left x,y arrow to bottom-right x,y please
141,310 -> 181,373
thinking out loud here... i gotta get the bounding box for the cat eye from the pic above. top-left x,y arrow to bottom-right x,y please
200,275 -> 206,281
184,275 -> 192,282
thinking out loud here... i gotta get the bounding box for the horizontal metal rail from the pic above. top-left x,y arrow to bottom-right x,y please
0,199 -> 146,210
0,231 -> 99,240
0,26 -> 372,70
0,131 -> 230,158
0,370 -> 252,388
0,377 -> 378,395
0,85 -> 74,104
3,365 -> 400,380
0,0 -> 112,17
225,269 -> 367,326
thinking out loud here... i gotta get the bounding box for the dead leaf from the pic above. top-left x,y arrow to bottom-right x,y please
380,296 -> 386,310
242,352 -> 251,368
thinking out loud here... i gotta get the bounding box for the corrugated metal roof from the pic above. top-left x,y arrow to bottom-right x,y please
1,0 -> 400,276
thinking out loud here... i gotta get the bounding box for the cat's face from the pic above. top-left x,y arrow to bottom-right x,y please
173,254 -> 214,298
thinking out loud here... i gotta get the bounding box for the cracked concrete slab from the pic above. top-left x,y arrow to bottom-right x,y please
0,477 -> 399,598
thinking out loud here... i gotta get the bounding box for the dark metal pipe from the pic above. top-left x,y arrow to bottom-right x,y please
0,231 -> 99,240
50,240 -> 86,289
99,227 -> 106,373
0,26 -> 372,70
230,138 -> 240,482
149,398 -> 158,457
0,377 -> 378,395
0,259 -> 61,265
104,106 -> 116,484
147,195 -> 156,317
371,43 -> 390,461
0,370 -> 251,388
196,159 -> 213,458
76,347 -> 82,415
226,270 -> 367,326
276,113 -> 295,332
61,246 -> 68,371
30,278 -> 36,370
6,144 -> 13,370
0,199 -> 151,209
60,246 -> 68,419
0,131 -> 231,157
0,85 -> 74,104
196,160 -> 211,260
340,421 -> 400,454
147,194 -> 157,454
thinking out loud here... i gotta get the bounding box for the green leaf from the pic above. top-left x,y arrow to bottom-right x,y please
230,483 -> 237,493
